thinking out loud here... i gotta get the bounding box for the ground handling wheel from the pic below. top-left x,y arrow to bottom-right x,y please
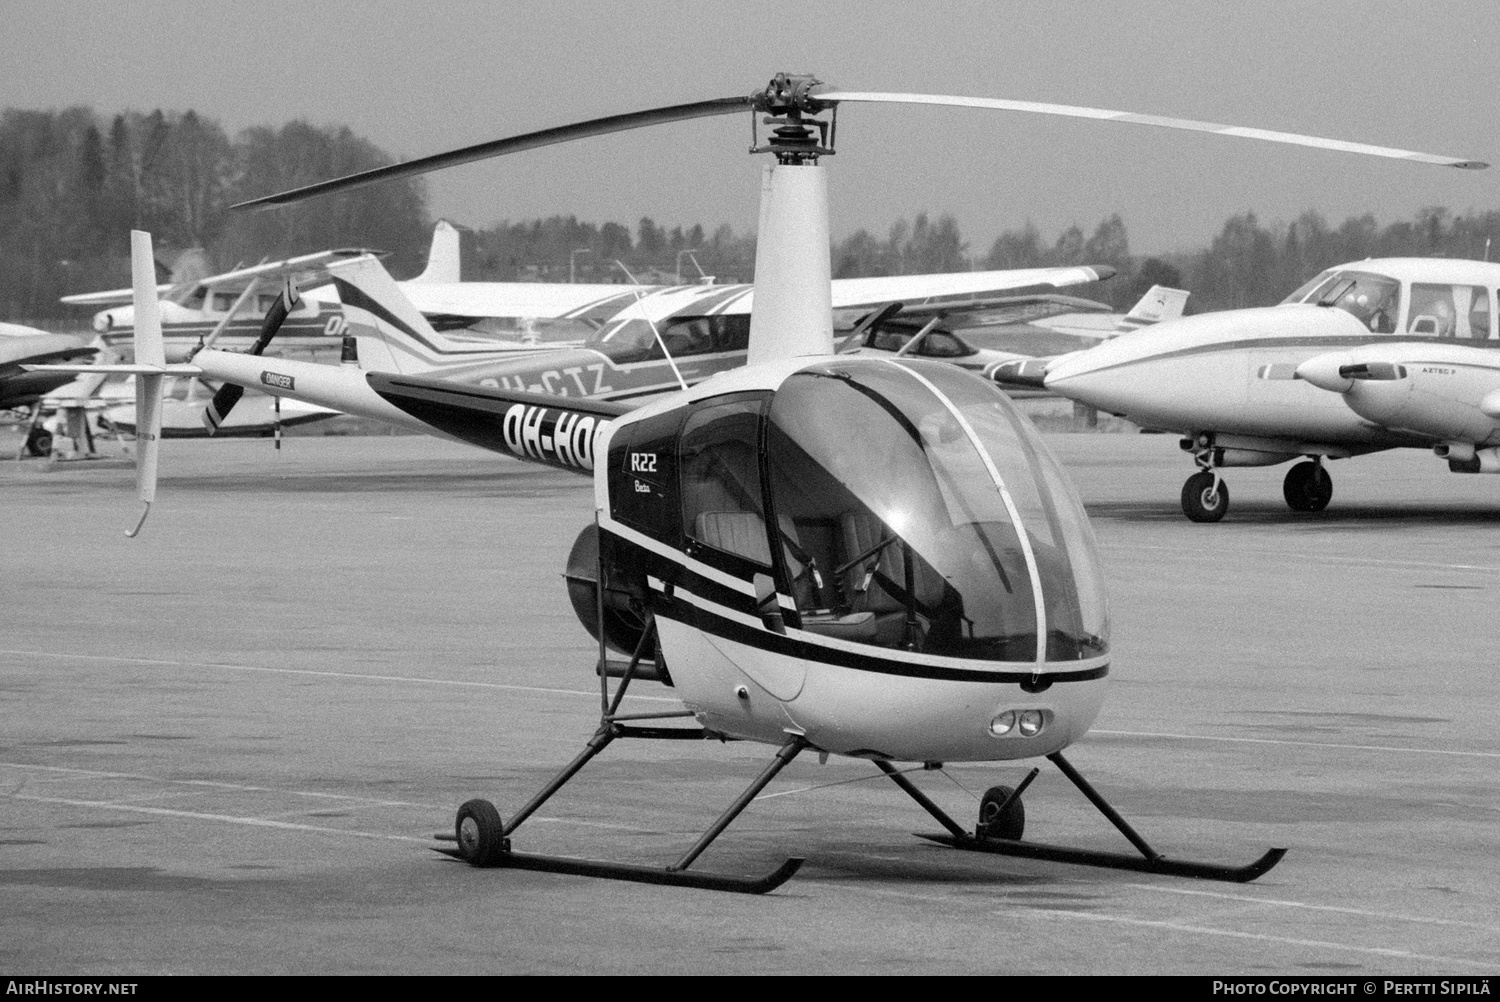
976,785 -> 1026,841
454,799 -> 508,867
25,428 -> 52,458
1282,460 -> 1332,512
1181,470 -> 1228,522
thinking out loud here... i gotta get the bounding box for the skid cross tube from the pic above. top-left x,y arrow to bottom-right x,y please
441,733 -> 806,894
916,751 -> 1287,883
671,736 -> 807,871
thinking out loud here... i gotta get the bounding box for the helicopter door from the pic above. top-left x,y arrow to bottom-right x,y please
678,394 -> 773,574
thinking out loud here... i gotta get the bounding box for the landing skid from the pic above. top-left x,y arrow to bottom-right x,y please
891,751 -> 1286,883
435,584 -> 804,894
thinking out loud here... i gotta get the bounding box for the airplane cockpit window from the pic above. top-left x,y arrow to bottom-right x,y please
1279,271 -> 1336,305
589,315 -> 751,362
211,292 -> 240,312
864,327 -> 975,358
1408,283 -> 1490,338
1308,271 -> 1400,333
765,359 -> 1109,661
679,396 -> 772,569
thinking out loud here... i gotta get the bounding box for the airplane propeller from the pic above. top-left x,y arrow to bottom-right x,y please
201,277 -> 300,435
231,74 -> 1486,212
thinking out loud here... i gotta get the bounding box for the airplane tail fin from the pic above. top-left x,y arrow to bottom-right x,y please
410,219 -> 460,284
327,254 -> 452,374
1124,286 -> 1190,325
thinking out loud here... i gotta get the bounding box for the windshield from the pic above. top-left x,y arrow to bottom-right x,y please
1281,269 -> 1399,333
764,359 -> 1108,663
587,315 -> 750,363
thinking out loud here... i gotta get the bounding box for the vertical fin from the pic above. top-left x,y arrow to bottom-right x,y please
411,219 -> 461,283
128,230 -> 165,536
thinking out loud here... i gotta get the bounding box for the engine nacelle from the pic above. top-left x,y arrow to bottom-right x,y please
1446,446 -> 1500,474
564,522 -> 654,657
1212,447 -> 1298,468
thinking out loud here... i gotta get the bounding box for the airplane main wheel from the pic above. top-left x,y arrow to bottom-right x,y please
25,428 -> 52,457
454,799 -> 507,867
1283,461 -> 1332,512
976,785 -> 1026,841
1181,471 -> 1228,523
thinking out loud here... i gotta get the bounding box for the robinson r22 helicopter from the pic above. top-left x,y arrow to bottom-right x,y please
47,74 -> 1483,892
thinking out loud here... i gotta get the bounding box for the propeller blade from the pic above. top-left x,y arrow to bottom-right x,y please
231,97 -> 753,210
815,91 -> 1488,169
201,277 -> 300,434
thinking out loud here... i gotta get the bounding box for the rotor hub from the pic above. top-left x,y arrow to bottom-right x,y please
749,73 -> 836,164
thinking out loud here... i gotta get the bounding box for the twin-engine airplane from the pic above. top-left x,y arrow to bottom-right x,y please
1001,257 -> 1500,521
40,74 -> 1482,892
1292,261 -> 1500,472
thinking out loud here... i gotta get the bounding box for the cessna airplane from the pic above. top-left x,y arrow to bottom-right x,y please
1002,258 -> 1500,521
1292,263 -> 1500,471
840,284 -> 1189,379
41,74 -> 1480,891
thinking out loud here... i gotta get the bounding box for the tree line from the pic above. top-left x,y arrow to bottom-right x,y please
6,106 -> 1500,325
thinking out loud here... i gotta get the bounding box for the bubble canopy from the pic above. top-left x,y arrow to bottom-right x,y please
764,359 -> 1109,663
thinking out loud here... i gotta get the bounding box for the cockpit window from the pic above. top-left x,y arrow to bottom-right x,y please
1408,283 -> 1491,338
1299,270 -> 1400,333
680,396 -> 770,568
764,359 -> 1108,663
865,326 -> 976,359
589,315 -> 750,362
1279,271 -> 1336,305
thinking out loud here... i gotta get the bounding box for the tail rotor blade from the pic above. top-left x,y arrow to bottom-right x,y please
202,383 -> 245,434
201,278 -> 299,434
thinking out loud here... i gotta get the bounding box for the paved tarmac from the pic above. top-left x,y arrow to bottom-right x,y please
2,430 -> 1498,975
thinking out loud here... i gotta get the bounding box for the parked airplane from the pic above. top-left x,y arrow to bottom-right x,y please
1002,258 -> 1499,521
1293,270 -> 1500,472
1,325 -> 96,455
124,251 -> 1124,441
840,285 -> 1189,380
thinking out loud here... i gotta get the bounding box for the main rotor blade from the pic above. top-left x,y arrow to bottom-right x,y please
816,91 -> 1488,169
231,96 -> 753,211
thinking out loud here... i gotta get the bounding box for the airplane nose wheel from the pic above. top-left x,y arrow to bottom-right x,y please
455,798 -> 508,867
1282,460 -> 1332,512
1181,470 -> 1229,522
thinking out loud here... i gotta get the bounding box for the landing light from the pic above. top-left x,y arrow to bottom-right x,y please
1018,710 -> 1045,737
989,711 -> 1015,736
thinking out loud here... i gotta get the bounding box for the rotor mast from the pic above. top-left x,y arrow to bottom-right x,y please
745,75 -> 837,367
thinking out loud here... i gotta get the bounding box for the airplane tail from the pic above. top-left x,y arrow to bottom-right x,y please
410,219 -> 461,284
1124,285 -> 1190,325
327,254 -> 460,374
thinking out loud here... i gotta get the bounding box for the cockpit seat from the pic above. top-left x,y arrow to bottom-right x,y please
694,511 -> 773,566
800,610 -> 878,642
838,511 -> 941,647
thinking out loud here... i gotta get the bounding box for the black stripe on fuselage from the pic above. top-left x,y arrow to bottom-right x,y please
622,536 -> 1107,685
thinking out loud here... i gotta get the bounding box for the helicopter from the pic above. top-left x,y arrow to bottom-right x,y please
39,74 -> 1482,892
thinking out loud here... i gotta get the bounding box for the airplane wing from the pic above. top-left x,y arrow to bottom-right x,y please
393,264 -> 1115,325
826,264 -> 1115,309
60,248 -> 382,306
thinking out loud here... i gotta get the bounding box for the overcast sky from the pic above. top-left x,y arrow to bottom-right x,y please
7,0 -> 1497,256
